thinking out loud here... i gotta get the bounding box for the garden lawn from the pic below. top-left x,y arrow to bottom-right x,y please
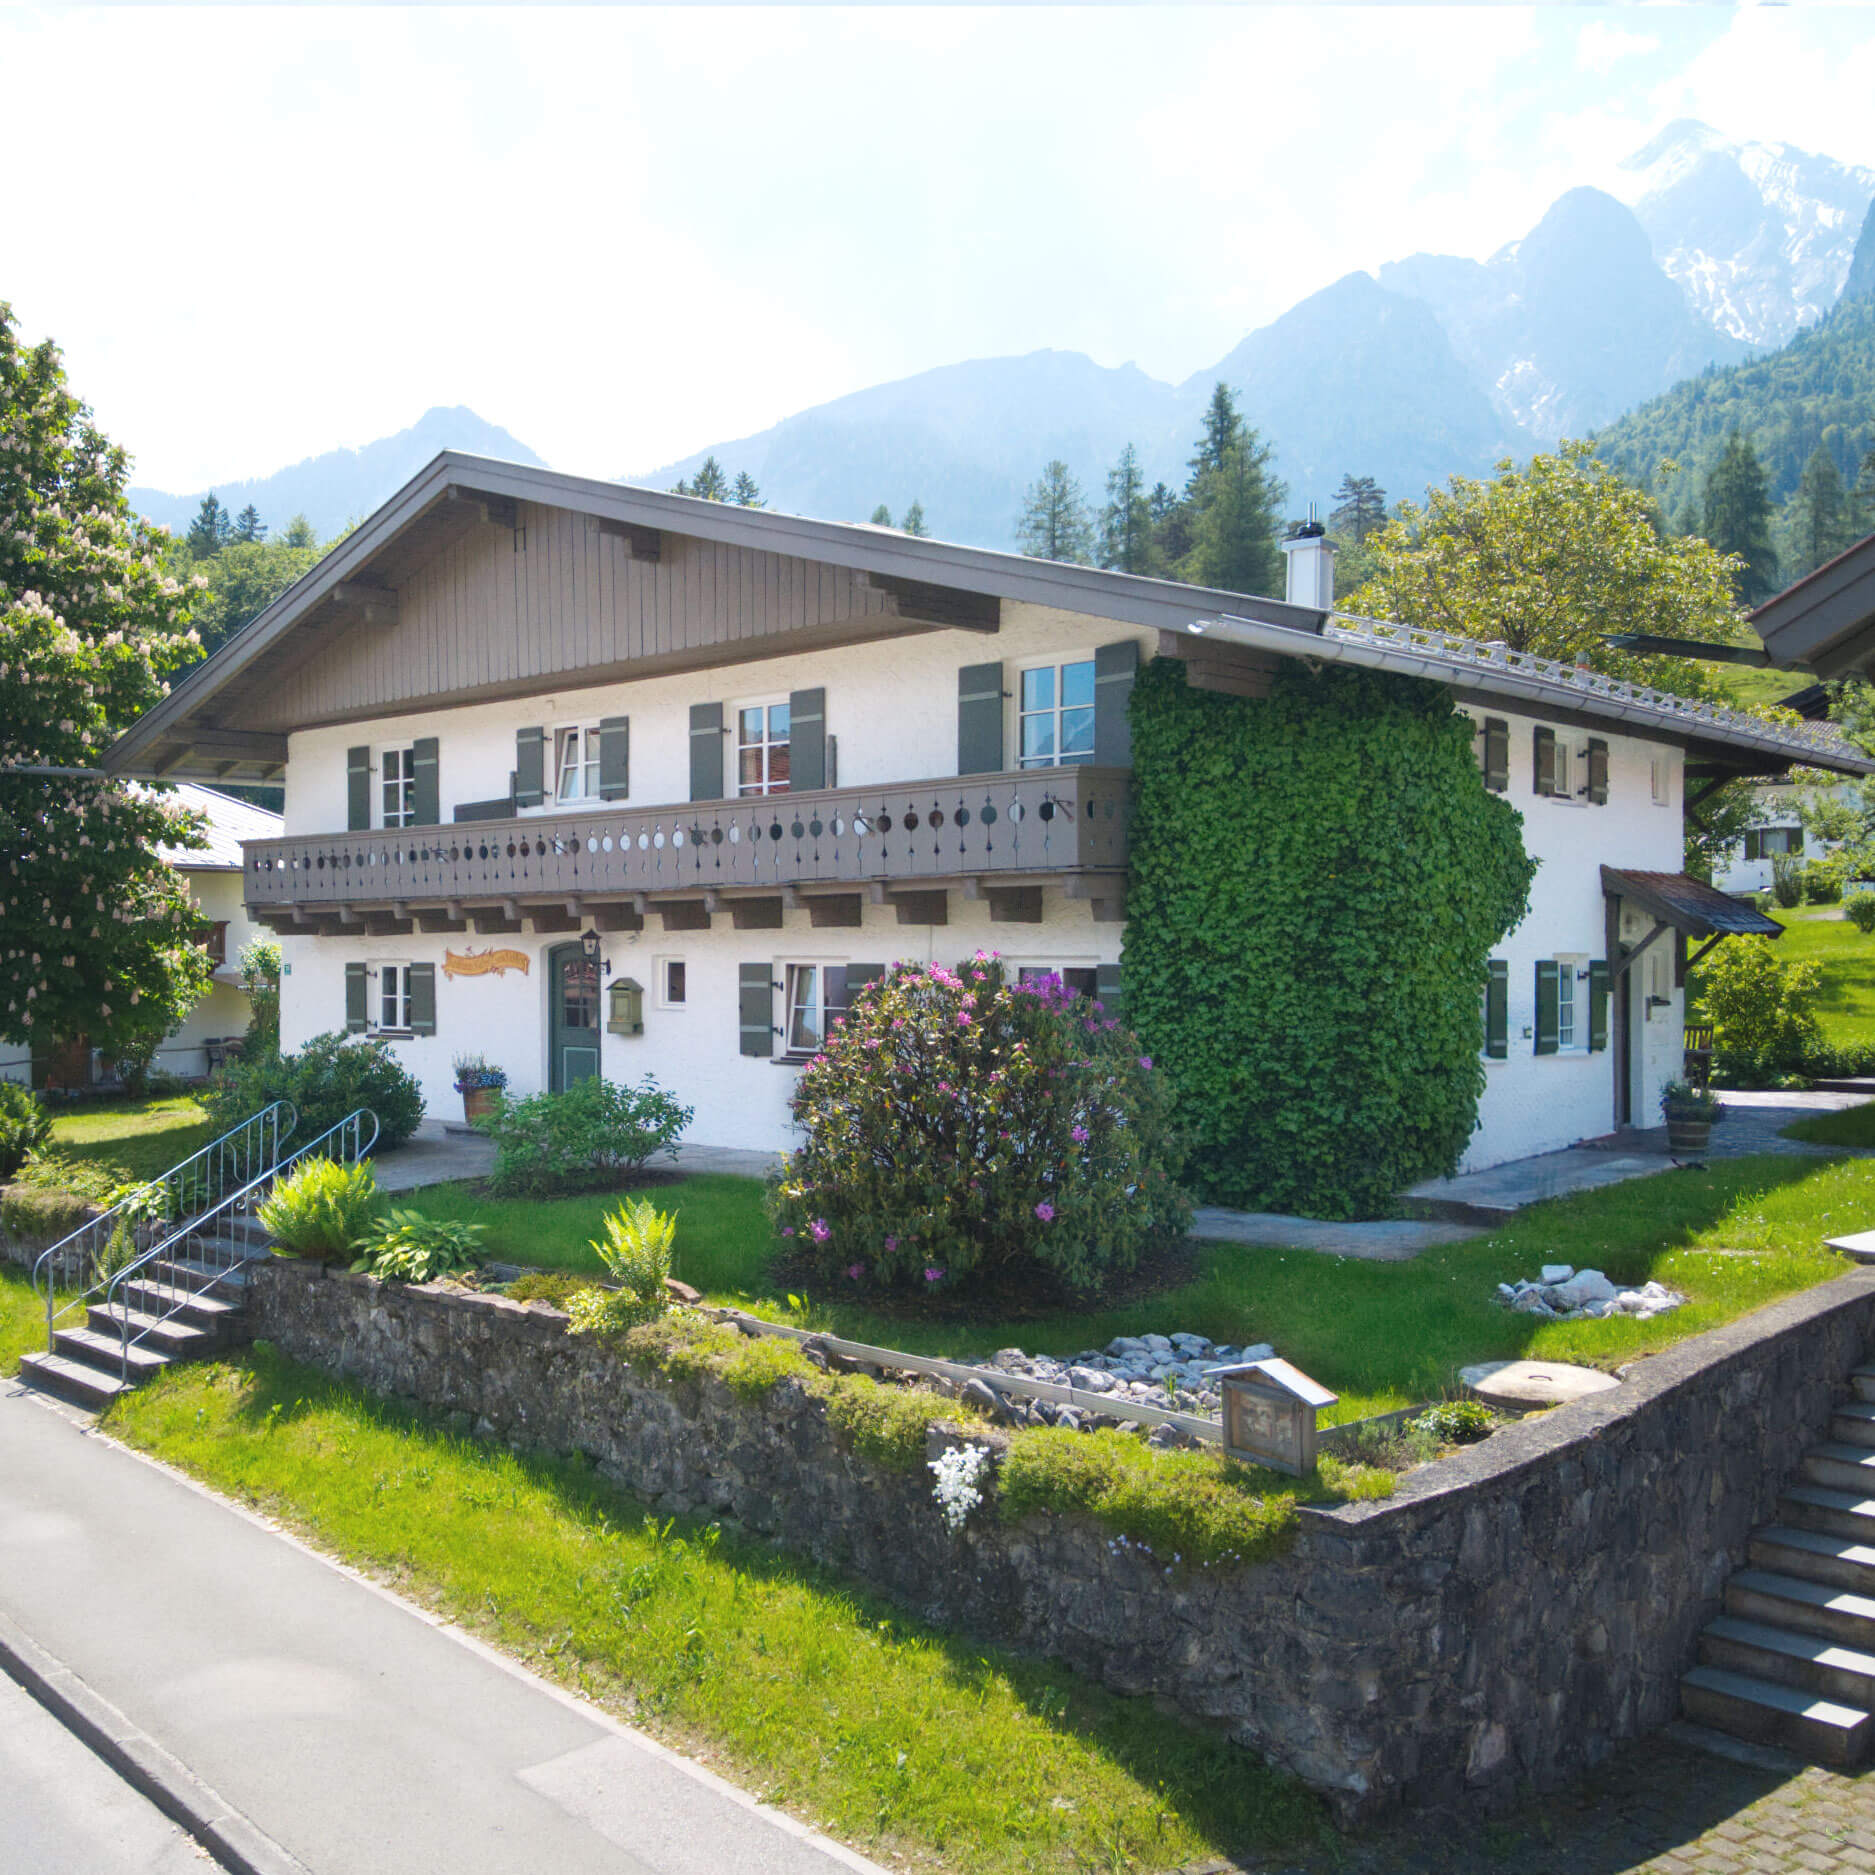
107,1347 -> 1322,1873
1,1262 -> 48,1377
415,1152 -> 1866,1425
1765,906 -> 1875,1049
34,1094 -> 214,1193
1784,1101 -> 1875,1148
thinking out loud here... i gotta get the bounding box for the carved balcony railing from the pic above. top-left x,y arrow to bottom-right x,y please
244,766 -> 1131,915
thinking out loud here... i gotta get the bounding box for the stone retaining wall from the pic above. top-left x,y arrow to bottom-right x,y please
248,1258 -> 1875,1823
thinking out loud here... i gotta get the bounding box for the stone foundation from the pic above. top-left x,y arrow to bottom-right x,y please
247,1258 -> 1875,1823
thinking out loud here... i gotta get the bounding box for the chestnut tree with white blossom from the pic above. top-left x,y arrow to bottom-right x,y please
1,301 -> 210,1071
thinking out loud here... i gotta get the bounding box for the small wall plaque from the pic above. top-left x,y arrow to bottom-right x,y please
443,947 -> 530,979
1210,1357 -> 1338,1476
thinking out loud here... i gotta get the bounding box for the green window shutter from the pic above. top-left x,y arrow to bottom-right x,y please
408,963 -> 437,1036
514,726 -> 546,809
738,961 -> 774,1057
691,702 -> 725,802
411,737 -> 440,826
1485,959 -> 1508,1059
1483,719 -> 1509,793
1532,727 -> 1556,797
1095,962 -> 1124,1026
1744,829 -> 1760,861
347,746 -> 371,831
1791,826 -> 1806,855
1586,738 -> 1609,806
957,662 -> 1005,776
1094,640 -> 1139,767
345,962 -> 368,1033
788,688 -> 826,792
1534,960 -> 1559,1056
1588,960 -> 1610,1054
599,716 -> 630,802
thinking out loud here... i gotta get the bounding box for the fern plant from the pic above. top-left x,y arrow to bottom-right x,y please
568,1198 -> 677,1338
257,1157 -> 381,1260
351,1208 -> 486,1284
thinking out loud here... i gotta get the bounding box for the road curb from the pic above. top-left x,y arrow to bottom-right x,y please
0,1606 -> 312,1875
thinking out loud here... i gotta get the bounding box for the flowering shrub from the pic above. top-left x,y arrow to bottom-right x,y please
929,1443 -> 991,1534
768,956 -> 1188,1295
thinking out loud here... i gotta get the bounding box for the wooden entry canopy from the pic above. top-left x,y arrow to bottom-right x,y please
1600,866 -> 1783,979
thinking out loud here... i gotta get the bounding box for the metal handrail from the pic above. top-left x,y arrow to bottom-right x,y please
34,1100 -> 298,1355
103,1107 -> 380,1382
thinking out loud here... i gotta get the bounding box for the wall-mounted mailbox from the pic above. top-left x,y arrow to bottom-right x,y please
1209,1356 -> 1338,1477
606,977 -> 645,1036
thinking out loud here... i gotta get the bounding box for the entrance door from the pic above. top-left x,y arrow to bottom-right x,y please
548,943 -> 602,1092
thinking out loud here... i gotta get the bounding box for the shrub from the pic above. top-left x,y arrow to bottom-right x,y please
1846,893 -> 1875,934
1770,852 -> 1804,908
257,1156 -> 382,1259
1692,936 -> 1822,1083
480,1075 -> 692,1197
0,1184 -> 93,1245
351,1208 -> 486,1284
824,1373 -> 979,1470
0,1081 -> 52,1181
1804,857 -> 1846,905
1661,1078 -> 1722,1122
769,957 -> 1189,1297
206,1031 -> 424,1148
238,940 -> 281,1056
566,1197 -> 677,1337
1410,1399 -> 1498,1445
504,1269 -> 598,1309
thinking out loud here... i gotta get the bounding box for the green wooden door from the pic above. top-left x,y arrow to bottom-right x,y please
548,942 -> 602,1092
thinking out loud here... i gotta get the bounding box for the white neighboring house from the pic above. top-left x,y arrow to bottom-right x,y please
0,784 -> 282,1089
98,456 -> 1873,1177
1712,779 -> 1868,897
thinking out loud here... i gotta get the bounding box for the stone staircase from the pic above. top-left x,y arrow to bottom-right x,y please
18,1222 -> 266,1411
1682,1362 -> 1875,1763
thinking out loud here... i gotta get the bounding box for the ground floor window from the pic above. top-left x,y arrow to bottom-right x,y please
658,958 -> 687,1008
1556,965 -> 1576,1050
379,962 -> 412,1032
1743,825 -> 1803,860
785,963 -> 827,1054
1017,964 -> 1099,999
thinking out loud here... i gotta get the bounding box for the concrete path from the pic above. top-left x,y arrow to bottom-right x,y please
1187,1209 -> 1482,1260
0,1385 -> 881,1875
374,1121 -> 777,1193
0,1672 -> 210,1875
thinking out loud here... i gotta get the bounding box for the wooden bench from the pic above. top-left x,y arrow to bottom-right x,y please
1684,1021 -> 1715,1090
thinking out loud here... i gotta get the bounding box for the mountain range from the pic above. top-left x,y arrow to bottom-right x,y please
131,121 -> 1873,553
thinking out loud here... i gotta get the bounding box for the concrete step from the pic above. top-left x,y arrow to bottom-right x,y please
151,1253 -> 255,1291
1727,1569 -> 1875,1651
119,1278 -> 244,1336
1832,1402 -> 1875,1449
50,1324 -> 171,1382
1752,1525 -> 1875,1596
84,1303 -> 216,1357
1782,1483 -> 1875,1546
1701,1615 -> 1875,1709
1680,1666 -> 1871,1766
16,1349 -> 131,1410
1851,1366 -> 1875,1405
1802,1443 -> 1875,1495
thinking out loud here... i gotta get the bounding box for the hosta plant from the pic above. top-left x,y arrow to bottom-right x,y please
351,1208 -> 486,1284
768,956 -> 1189,1297
257,1156 -> 381,1260
568,1197 -> 677,1338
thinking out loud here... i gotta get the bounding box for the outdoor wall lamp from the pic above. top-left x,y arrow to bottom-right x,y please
580,928 -> 612,978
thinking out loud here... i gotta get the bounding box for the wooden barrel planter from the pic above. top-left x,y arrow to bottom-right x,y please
1666,1115 -> 1713,1153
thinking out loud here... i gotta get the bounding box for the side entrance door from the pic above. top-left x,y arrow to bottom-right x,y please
547,942 -> 602,1092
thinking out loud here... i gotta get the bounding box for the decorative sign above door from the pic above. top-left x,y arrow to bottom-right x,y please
443,947 -> 531,980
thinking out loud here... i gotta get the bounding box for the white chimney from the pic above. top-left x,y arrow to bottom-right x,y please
1281,520 -> 1336,612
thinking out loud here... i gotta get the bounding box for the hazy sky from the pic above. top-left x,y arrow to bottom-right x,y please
5,5 -> 1874,494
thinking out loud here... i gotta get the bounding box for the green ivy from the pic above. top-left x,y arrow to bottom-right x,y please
1125,658 -> 1534,1219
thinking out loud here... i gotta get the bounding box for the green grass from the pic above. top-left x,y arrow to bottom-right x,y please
1763,906 -> 1875,1047
419,1153 -> 1866,1426
108,1346 -> 1324,1872
1784,1100 -> 1875,1148
0,1261 -> 49,1376
31,1094 -> 215,1193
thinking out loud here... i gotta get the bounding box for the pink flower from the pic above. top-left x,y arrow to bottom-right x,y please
846,1263 -> 864,1280
924,1266 -> 945,1283
780,1225 -> 796,1237
1034,1202 -> 1055,1222
1138,1056 -> 1153,1070
956,1013 -> 971,1027
1071,1125 -> 1089,1144
884,1236 -> 899,1252
809,1218 -> 831,1243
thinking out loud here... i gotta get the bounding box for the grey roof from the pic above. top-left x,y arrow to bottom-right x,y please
1753,531 -> 1875,679
1600,867 -> 1784,939
150,784 -> 284,870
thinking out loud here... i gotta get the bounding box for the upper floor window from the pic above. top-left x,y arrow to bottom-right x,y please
381,746 -> 417,828
738,701 -> 791,797
1019,660 -> 1096,769
554,723 -> 602,803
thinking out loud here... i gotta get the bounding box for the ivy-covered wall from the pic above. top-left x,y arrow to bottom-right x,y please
1125,659 -> 1535,1219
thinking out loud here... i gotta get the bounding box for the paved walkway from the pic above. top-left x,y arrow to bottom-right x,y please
374,1121 -> 779,1193
0,1385 -> 880,1875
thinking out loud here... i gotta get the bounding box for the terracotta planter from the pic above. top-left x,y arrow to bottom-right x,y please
1665,1115 -> 1712,1154
460,1086 -> 500,1124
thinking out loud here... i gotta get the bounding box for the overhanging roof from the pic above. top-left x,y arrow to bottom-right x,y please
1600,867 -> 1783,939
1753,530 -> 1875,679
151,783 -> 284,870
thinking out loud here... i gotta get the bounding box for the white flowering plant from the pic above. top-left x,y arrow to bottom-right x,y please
929,1442 -> 991,1534
1,301 -> 211,1065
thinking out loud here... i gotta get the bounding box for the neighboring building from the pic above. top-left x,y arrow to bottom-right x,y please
99,458 -> 1873,1175
0,784 -> 281,1089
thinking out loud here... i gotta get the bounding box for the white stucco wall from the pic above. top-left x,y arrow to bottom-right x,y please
153,869 -> 266,1078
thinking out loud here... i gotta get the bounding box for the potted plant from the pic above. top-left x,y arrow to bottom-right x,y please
452,1054 -> 508,1124
1660,1079 -> 1721,1154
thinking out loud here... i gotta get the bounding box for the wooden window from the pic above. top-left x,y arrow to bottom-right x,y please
347,746 -> 371,832
380,746 -> 417,828
345,961 -> 368,1032
1556,964 -> 1577,1050
515,726 -> 546,809
690,703 -> 725,802
1586,739 -> 1609,806
957,662 -> 1006,775
1483,959 -> 1508,1059
784,963 -> 826,1053
738,962 -> 774,1058
1093,640 -> 1139,767
1017,965 -> 1100,999
554,724 -> 603,803
1589,961 -> 1610,1053
1019,660 -> 1097,769
788,688 -> 827,792
1743,828 -> 1761,861
657,958 -> 687,1009
378,962 -> 413,1033
1481,719 -> 1509,793
1534,959 -> 1559,1056
199,921 -> 228,967
737,701 -> 792,797
408,963 -> 436,1036
1532,727 -> 1557,797
598,716 -> 630,802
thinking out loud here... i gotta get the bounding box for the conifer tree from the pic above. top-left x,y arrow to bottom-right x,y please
1186,383 -> 1244,492
731,471 -> 764,508
685,457 -> 729,501
1703,431 -> 1779,603
1855,448 -> 1875,536
186,492 -> 232,556
869,504 -> 893,526
1183,437 -> 1285,595
1098,443 -> 1154,573
1330,474 -> 1387,544
279,514 -> 318,549
1788,443 -> 1852,577
231,504 -> 267,543
1016,461 -> 1094,565
900,501 -> 929,537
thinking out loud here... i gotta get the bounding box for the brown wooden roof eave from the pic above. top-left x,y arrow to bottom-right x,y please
1599,866 -> 1784,939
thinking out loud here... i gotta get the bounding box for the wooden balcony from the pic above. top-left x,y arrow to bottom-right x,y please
245,766 -> 1130,935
